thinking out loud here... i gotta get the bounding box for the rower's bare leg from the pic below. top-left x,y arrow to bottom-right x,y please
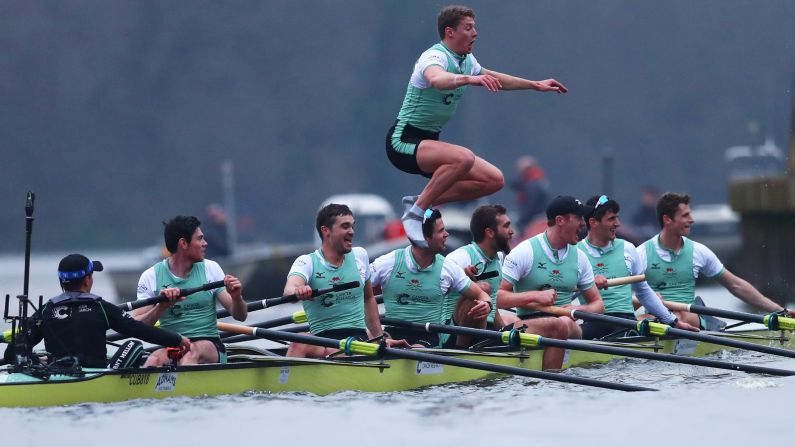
562,317 -> 582,339
414,141 -> 504,209
178,340 -> 219,365
517,317 -> 568,370
286,340 -> 329,358
674,309 -> 701,328
452,299 -> 488,348
498,310 -> 520,327
143,348 -> 170,367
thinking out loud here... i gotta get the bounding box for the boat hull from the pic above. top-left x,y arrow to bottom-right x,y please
1,327 -> 791,408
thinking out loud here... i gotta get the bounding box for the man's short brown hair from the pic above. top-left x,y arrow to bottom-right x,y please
437,5 -> 475,39
656,192 -> 690,228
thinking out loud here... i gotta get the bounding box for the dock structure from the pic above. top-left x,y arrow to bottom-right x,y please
728,71 -> 795,298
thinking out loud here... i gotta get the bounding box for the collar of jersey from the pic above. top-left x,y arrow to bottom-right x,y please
584,237 -> 615,256
541,232 -> 567,264
405,246 -> 436,272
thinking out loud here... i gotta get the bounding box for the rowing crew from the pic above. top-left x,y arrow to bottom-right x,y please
4,192 -> 791,370
284,193 -> 793,370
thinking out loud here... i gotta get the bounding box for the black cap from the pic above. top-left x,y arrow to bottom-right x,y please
546,196 -> 594,219
58,254 -> 104,283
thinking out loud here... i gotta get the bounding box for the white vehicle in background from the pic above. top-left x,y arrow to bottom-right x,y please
690,204 -> 742,268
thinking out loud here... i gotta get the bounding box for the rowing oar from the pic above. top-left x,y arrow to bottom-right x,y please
217,322 -> 656,392
216,281 -> 359,319
117,280 -> 227,311
637,297 -> 795,331
570,274 -> 646,300
380,318 -> 795,376
537,305 -> 795,359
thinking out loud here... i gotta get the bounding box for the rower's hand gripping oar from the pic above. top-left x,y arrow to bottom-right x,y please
217,322 -> 656,392
117,280 -> 227,312
216,281 -> 359,319
380,317 -> 795,377
642,297 -> 795,331
537,305 -> 795,359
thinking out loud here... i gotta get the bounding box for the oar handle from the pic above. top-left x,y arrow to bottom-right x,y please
119,280 -> 226,311
474,270 -> 499,281
216,281 -> 360,319
645,297 -> 795,331
605,274 -> 645,287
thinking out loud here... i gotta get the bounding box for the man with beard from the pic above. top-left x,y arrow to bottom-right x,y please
499,196 -> 604,370
577,195 -> 698,340
443,204 -> 516,348
134,215 -> 247,366
387,5 -> 567,247
371,209 -> 491,347
284,204 -> 406,357
638,192 -> 795,329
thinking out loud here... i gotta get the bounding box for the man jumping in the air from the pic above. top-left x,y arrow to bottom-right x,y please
386,5 -> 567,247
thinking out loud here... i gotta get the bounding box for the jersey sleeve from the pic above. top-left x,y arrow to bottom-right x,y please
634,242 -> 649,274
502,242 -> 533,285
411,49 -> 448,89
576,250 -> 595,289
369,251 -> 396,289
469,53 -> 482,75
445,248 -> 471,269
287,254 -> 313,283
693,242 -> 725,278
203,260 -> 226,297
353,247 -> 372,284
441,258 -> 472,295
136,266 -> 158,300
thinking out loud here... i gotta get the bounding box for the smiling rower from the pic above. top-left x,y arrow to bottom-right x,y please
638,192 -> 795,329
284,204 -> 406,357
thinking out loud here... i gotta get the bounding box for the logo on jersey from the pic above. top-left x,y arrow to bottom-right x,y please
396,293 -> 411,305
330,276 -> 342,284
442,93 -> 454,105
53,306 -> 69,320
650,263 -> 660,270
548,269 -> 563,283
395,271 -> 406,279
315,272 -> 325,279
593,262 -> 609,275
320,294 -> 334,307
408,279 -> 423,290
537,262 -> 547,270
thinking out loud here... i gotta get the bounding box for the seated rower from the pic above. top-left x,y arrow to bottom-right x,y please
499,196 -> 604,370
133,216 -> 246,366
3,254 -> 190,368
577,195 -> 698,340
638,192 -> 795,329
444,204 -> 518,348
285,204 -> 407,357
370,208 -> 491,348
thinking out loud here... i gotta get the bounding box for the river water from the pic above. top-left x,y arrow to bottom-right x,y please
0,252 -> 791,446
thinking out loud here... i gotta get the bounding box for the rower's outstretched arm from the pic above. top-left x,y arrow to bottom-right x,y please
497,279 -> 556,308
480,68 -> 568,92
717,270 -> 794,316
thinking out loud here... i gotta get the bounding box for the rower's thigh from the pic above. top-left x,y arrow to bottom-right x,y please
519,317 -> 566,338
184,340 -> 220,364
416,140 -> 475,173
563,317 -> 582,339
467,155 -> 504,186
143,348 -> 169,367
